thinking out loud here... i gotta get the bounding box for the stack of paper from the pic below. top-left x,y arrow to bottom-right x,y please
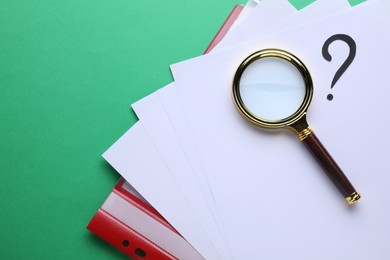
102,0 -> 390,259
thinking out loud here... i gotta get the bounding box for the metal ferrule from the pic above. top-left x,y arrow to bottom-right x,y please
298,128 -> 312,141
346,192 -> 361,205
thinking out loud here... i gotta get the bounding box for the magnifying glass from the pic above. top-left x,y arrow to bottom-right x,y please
232,49 -> 360,205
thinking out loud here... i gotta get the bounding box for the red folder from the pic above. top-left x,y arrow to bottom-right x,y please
88,5 -> 244,259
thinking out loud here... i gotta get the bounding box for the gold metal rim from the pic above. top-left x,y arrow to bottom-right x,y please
346,192 -> 361,205
232,49 -> 313,130
298,128 -> 313,141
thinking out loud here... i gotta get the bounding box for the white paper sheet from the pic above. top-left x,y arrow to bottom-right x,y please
132,0 -> 354,248
103,123 -> 222,260
105,4 -> 259,259
106,1 -> 374,259
128,1 -> 358,258
128,4 -> 261,258
133,0 -> 312,221
137,86 -> 232,260
130,2 -> 298,257
171,1 -> 390,258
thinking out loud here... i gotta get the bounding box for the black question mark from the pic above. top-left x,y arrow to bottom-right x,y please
322,34 -> 356,101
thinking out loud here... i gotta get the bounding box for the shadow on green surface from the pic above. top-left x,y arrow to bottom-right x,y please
100,160 -> 122,182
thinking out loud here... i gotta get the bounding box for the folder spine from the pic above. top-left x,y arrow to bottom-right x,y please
88,208 -> 176,259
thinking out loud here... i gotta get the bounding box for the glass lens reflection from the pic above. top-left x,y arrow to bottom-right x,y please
239,57 -> 306,121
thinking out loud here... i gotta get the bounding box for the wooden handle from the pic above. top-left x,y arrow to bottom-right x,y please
302,131 -> 360,204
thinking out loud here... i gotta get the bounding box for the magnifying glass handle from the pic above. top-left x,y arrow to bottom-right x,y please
301,130 -> 361,205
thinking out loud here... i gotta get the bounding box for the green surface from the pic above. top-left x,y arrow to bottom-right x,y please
0,0 -> 364,259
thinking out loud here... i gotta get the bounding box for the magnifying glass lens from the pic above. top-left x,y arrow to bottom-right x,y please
239,57 -> 306,121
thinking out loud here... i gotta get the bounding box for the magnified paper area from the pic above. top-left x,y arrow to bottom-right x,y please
239,57 -> 306,121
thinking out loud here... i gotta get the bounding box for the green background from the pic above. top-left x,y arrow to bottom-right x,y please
0,0 -> 365,259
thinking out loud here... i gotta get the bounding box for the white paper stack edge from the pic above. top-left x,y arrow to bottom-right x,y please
87,4 -> 251,259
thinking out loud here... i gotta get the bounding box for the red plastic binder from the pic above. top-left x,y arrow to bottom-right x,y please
88,5 -> 244,259
88,179 -> 198,259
